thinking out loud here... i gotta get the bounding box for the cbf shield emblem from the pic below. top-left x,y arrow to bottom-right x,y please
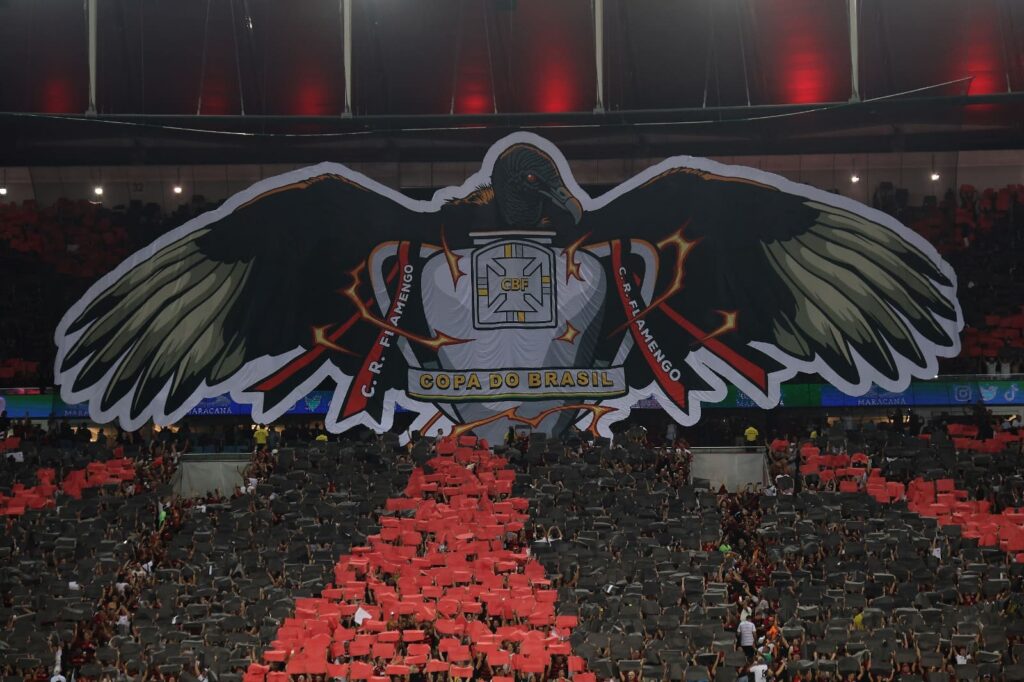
472,238 -> 556,329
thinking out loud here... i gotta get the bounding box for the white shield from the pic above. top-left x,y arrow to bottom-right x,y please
369,233 -> 658,441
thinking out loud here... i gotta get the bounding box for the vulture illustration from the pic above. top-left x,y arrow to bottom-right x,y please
55,133 -> 962,439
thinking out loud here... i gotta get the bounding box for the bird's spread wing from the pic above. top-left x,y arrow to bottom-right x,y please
55,171 -> 433,427
582,163 -> 962,419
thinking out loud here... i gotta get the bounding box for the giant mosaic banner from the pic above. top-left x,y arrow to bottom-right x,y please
55,133 -> 962,440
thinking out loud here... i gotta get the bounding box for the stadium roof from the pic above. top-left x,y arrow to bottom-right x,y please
1,0 -> 1022,164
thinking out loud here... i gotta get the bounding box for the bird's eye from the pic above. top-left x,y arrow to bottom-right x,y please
525,173 -> 538,184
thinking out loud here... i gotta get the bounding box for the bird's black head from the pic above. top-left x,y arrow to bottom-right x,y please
491,144 -> 583,228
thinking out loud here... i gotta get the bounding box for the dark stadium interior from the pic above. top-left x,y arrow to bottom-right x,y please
2,2 -> 1024,682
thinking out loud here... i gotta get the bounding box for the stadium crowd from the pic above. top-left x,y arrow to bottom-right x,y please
0,414 -> 1022,682
0,429 -> 413,682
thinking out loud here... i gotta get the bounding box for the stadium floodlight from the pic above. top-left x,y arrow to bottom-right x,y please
173,185 -> 183,194
94,186 -> 104,196
930,172 -> 941,181
850,174 -> 860,183
0,187 -> 7,196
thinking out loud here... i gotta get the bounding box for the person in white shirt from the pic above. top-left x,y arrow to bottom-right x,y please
749,657 -> 769,682
50,668 -> 67,682
737,615 -> 757,659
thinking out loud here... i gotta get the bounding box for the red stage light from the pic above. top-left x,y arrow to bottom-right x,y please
455,91 -> 491,115
757,0 -> 847,105
778,23 -> 830,104
450,0 -> 496,116
199,82 -> 231,115
294,80 -> 330,115
537,62 -> 574,113
962,1 -> 1002,95
41,79 -> 76,113
783,56 -> 828,104
511,0 -> 590,113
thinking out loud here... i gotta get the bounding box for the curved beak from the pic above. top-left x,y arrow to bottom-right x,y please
543,185 -> 583,225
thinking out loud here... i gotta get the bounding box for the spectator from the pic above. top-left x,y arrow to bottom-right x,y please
737,614 -> 757,660
253,423 -> 269,451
